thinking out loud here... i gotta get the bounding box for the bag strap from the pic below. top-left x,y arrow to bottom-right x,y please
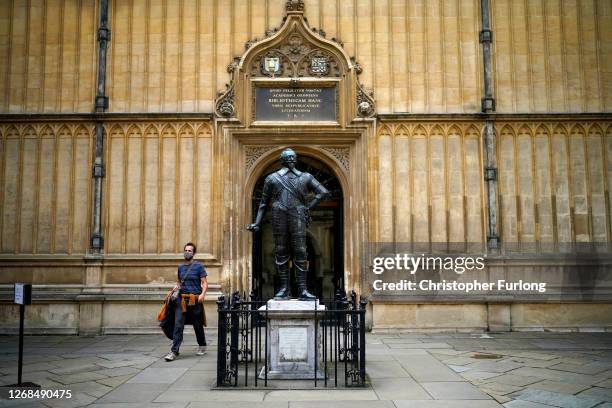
178,263 -> 195,285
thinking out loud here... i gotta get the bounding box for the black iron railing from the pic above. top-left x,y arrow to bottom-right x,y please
216,290 -> 367,387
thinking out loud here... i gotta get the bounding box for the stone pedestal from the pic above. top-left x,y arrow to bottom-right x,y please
258,299 -> 326,379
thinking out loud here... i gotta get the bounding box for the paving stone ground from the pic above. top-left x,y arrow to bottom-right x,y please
0,331 -> 611,407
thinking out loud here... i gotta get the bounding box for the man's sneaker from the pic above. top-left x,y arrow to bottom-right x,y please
164,351 -> 178,361
196,346 -> 206,356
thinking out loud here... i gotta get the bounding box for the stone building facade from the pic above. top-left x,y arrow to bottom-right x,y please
0,0 -> 610,334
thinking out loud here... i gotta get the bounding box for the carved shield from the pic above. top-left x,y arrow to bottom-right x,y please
264,56 -> 281,74
310,57 -> 328,74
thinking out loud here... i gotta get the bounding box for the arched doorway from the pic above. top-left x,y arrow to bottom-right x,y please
251,154 -> 344,301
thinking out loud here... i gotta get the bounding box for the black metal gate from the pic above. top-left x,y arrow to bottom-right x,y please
216,290 -> 367,388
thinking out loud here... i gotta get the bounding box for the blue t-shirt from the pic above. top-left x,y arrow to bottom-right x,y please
178,261 -> 207,294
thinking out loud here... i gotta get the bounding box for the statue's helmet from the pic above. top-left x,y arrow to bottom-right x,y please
279,148 -> 297,162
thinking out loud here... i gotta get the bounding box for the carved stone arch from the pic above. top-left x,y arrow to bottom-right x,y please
178,123 -> 196,138
23,124 -> 37,139
430,124 -> 444,138
127,124 -> 143,138
160,123 -> 177,139
320,146 -> 350,173
245,146 -> 277,172
465,124 -> 482,139
196,122 -> 212,137
447,124 -> 462,137
499,124 -> 515,138
518,124 -> 533,138
75,124 -> 92,139
144,124 -> 159,139
412,124 -> 427,138
40,124 -> 55,139
378,125 -> 392,138
239,14 -> 352,79
395,124 -> 409,138
569,123 -> 586,137
587,123 -> 604,137
553,123 -> 568,137
535,124 -> 550,137
108,124 -> 125,139
57,124 -> 73,139
245,145 -> 350,210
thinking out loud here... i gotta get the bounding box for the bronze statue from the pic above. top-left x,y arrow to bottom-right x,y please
248,148 -> 329,300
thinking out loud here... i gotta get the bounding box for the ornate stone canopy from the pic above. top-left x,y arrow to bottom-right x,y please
214,0 -> 375,124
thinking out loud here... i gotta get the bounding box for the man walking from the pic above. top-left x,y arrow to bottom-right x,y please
165,242 -> 208,361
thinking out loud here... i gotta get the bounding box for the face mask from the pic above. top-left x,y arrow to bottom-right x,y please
184,251 -> 194,261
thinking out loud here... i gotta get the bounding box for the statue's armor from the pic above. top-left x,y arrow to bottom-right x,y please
257,167 -> 328,295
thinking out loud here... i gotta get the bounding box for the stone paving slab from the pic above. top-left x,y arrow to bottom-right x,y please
127,367 -> 188,384
95,366 -> 140,378
155,390 -> 265,402
96,374 -> 136,388
396,355 -> 463,382
576,386 -> 612,401
49,371 -> 108,385
90,403 -> 188,408
394,401 -> 503,408
421,381 -> 492,400
188,403 -> 287,408
550,363 -> 610,375
597,379 -> 612,387
264,389 -> 378,401
380,338 -> 424,344
509,389 -> 602,408
527,380 -> 591,395
508,367 -> 607,386
503,401 -> 559,408
465,359 -> 525,373
94,360 -> 146,369
387,343 -> 451,349
480,382 -> 524,395
42,392 -> 98,408
442,356 -> 482,365
289,401 -> 395,408
449,364 -> 471,373
167,371 -> 216,390
0,332 -> 610,407
0,401 -> 49,408
96,383 -> 171,404
370,378 -> 432,400
365,361 -> 410,378
64,381 -> 112,399
485,374 -> 542,387
506,357 -> 562,369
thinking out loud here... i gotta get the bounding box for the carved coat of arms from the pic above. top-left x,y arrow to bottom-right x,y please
264,56 -> 281,74
310,57 -> 328,75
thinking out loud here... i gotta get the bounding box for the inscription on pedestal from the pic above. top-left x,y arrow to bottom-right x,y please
278,327 -> 308,362
254,86 -> 337,121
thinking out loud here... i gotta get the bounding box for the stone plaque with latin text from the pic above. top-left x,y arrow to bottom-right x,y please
278,327 -> 308,362
254,87 -> 337,121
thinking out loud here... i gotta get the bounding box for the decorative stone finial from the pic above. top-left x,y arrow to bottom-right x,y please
285,0 -> 304,12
